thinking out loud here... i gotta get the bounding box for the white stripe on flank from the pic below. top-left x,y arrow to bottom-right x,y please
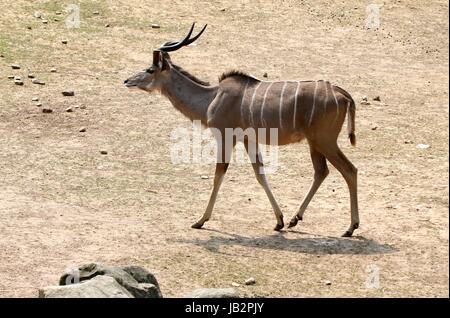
260,82 -> 274,127
240,79 -> 250,127
293,81 -> 300,129
249,82 -> 262,127
279,82 -> 288,130
308,81 -> 318,127
323,81 -> 329,116
330,85 -> 339,124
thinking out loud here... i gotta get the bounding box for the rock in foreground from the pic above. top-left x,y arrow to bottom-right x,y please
39,275 -> 133,298
58,262 -> 162,298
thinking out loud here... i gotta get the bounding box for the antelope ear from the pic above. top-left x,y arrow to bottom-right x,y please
161,55 -> 170,71
152,50 -> 162,67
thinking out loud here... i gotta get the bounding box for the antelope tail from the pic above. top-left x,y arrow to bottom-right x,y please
347,98 -> 356,146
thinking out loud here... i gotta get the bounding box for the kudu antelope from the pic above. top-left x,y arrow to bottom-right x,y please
124,23 -> 359,237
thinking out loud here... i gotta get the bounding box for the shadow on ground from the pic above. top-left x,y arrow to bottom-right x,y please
172,228 -> 396,255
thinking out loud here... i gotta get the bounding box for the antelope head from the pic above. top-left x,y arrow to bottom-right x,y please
124,23 -> 207,92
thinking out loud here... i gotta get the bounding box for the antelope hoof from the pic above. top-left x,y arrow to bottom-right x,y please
342,230 -> 353,237
288,216 -> 302,228
191,222 -> 204,229
274,221 -> 284,231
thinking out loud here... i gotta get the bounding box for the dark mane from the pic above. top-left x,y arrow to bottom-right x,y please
171,63 -> 210,86
218,70 -> 259,83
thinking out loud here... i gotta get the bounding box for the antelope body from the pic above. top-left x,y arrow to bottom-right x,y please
125,23 -> 360,237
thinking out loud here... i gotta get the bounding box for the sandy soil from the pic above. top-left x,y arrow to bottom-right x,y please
0,0 -> 448,297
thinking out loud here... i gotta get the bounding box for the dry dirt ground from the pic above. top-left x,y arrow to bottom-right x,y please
0,0 -> 448,298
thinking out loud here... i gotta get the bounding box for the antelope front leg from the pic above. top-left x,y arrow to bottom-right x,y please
192,134 -> 233,229
191,162 -> 229,229
245,140 -> 284,231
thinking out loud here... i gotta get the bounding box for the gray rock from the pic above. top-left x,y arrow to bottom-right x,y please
79,127 -> 86,132
40,275 -> 133,298
59,263 -> 162,298
263,72 -> 268,78
50,68 -> 57,73
31,79 -> 45,85
42,108 -> 52,113
373,96 -> 381,101
28,73 -> 35,78
244,277 -> 256,285
11,64 -> 20,69
32,97 -> 39,102
33,11 -> 42,19
14,77 -> 23,85
151,24 -> 160,29
7,75 -> 14,79
42,20 -> 48,24
62,90 -> 75,96
93,11 -> 100,15
36,103 -> 42,107
100,150 -> 108,155
66,107 -> 73,112
185,288 -> 239,298
62,40 -> 68,44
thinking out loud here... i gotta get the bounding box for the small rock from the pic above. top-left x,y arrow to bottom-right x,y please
80,105 -> 87,109
42,108 -> 53,113
33,12 -> 42,19
11,64 -> 20,69
200,175 -> 209,179
55,11 -> 62,15
231,282 -> 240,287
61,40 -> 68,44
14,78 -> 24,85
362,96 -> 368,101
404,140 -> 414,144
50,68 -> 57,73
66,107 -> 73,112
373,96 -> 381,101
31,79 -> 45,85
27,26 -> 32,30
62,91 -> 75,96
93,11 -> 100,15
0,54 -> 4,58
42,20 -> 48,24
7,75 -> 14,79
371,126 -> 378,131
263,72 -> 268,78
100,150 -> 108,155
151,24 -> 160,29
79,127 -> 86,132
32,97 -> 39,102
416,144 -> 430,150
360,101 -> 370,105
325,280 -> 332,286
105,23 -> 110,28
54,18 -> 60,22
244,277 -> 256,286
36,103 -> 42,107
28,73 -> 35,78
220,8 -> 226,12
